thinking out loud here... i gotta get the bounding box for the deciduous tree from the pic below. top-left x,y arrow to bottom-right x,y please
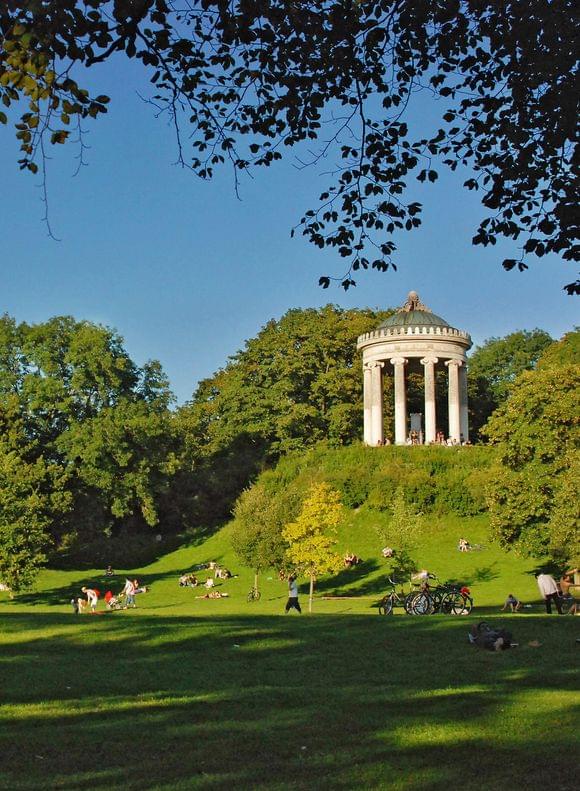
484,331 -> 579,562
282,482 -> 343,612
177,305 -> 390,523
231,478 -> 298,592
1,2 -> 577,289
468,329 -> 554,439
0,313 -> 179,561
0,397 -> 71,592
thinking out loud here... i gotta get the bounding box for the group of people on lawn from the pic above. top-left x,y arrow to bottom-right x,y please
71,548 -> 579,616
178,562 -> 233,600
73,573 -> 147,613
501,569 -> 578,614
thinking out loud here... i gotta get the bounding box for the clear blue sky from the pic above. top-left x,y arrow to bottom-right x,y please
2,58 -> 577,404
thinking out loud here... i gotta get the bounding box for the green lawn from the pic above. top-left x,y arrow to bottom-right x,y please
1,519 -> 578,790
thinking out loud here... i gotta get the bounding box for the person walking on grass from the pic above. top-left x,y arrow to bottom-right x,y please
536,573 -> 562,614
285,575 -> 301,614
123,578 -> 136,608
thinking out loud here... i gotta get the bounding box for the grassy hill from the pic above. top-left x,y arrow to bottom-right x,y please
0,508 -> 554,616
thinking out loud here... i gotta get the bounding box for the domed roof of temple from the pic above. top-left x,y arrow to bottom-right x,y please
377,291 -> 451,329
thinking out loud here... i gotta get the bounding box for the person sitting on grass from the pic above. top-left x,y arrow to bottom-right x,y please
344,552 -> 359,567
501,593 -> 522,612
412,569 -> 436,591
381,547 -> 394,558
458,538 -> 471,552
559,570 -> 578,615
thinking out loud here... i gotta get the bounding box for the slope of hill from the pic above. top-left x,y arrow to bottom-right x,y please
1,512 -> 549,615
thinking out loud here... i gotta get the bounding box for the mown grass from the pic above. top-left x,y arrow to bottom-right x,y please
1,517 -> 578,790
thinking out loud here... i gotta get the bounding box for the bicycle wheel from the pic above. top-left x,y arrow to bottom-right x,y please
430,590 -> 445,613
404,592 -> 419,614
445,592 -> 467,615
559,597 -> 572,615
462,596 -> 473,615
378,595 -> 394,615
413,592 -> 434,615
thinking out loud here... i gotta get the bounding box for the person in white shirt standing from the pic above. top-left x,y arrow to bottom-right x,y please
285,575 -> 301,614
123,578 -> 136,608
536,573 -> 562,614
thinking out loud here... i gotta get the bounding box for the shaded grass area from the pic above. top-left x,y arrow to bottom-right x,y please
1,518 -> 578,789
0,612 -> 578,790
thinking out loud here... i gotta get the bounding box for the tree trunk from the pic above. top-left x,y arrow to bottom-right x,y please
309,573 -> 314,613
254,571 -> 259,593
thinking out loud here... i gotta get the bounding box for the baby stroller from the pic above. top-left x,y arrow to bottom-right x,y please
105,590 -> 126,610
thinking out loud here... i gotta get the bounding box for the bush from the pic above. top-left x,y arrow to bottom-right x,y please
233,443 -> 495,523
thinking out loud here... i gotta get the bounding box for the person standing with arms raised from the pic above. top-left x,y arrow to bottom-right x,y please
285,575 -> 301,614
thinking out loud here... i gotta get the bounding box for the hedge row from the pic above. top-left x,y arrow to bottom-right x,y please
251,442 -> 495,517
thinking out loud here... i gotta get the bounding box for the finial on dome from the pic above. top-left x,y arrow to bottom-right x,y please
399,291 -> 431,313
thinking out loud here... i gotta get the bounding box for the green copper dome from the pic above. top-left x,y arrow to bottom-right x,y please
377,291 -> 452,330
378,309 -> 451,329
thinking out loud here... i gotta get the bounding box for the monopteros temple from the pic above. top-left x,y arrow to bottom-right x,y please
357,291 -> 472,446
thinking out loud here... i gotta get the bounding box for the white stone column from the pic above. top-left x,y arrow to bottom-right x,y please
446,360 -> 462,443
421,356 -> 438,444
370,361 -> 384,446
390,357 -> 407,445
363,363 -> 373,445
459,363 -> 469,443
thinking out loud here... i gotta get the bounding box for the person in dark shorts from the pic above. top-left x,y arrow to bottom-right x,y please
285,575 -> 301,614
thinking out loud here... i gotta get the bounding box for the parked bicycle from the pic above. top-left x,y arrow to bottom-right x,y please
247,586 -> 261,603
378,577 -> 423,615
422,578 -> 473,615
379,575 -> 473,616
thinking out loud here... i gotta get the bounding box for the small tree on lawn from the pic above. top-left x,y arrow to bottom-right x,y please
375,488 -> 423,582
231,481 -> 294,594
282,483 -> 343,613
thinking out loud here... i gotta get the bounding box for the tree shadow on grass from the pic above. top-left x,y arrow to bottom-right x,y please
444,564 -> 500,588
14,567 -> 186,608
0,612 -> 577,790
314,559 -> 394,597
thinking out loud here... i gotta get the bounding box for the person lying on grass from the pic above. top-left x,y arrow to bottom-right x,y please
195,591 -> 230,599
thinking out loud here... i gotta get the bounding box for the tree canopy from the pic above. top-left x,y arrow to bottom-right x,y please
176,305 -> 390,523
467,328 -> 553,439
0,313 -> 179,583
484,330 -> 579,562
1,1 -> 578,290
282,482 -> 343,612
231,477 -> 298,575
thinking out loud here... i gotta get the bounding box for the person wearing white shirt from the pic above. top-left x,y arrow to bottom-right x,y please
285,575 -> 301,614
536,573 -> 562,614
123,578 -> 136,608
